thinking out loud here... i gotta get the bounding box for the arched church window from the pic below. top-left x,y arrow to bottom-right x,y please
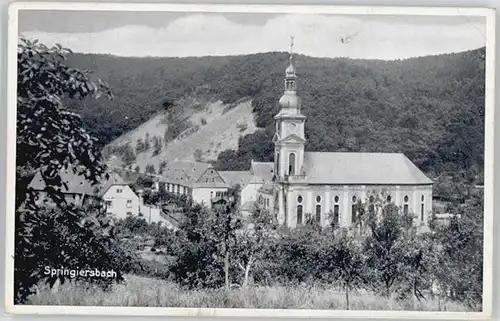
316,195 -> 321,203
403,195 -> 409,215
351,195 -> 359,225
333,196 -> 340,225
315,204 -> 321,223
420,196 -> 425,221
386,195 -> 392,203
369,195 -> 375,203
352,203 -> 358,225
276,152 -> 280,175
404,195 -> 409,203
297,195 -> 303,203
333,204 -> 340,226
421,204 -> 425,221
288,153 -> 296,175
297,205 -> 303,225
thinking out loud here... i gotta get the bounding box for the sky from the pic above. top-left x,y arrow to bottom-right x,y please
18,10 -> 486,60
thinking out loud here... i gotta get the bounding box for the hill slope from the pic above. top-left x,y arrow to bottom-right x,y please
65,48 -> 485,179
104,99 -> 258,172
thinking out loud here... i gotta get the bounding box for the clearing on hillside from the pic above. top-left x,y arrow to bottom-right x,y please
105,99 -> 259,172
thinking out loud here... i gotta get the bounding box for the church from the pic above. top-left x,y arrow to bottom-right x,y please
156,40 -> 433,230
255,40 -> 433,229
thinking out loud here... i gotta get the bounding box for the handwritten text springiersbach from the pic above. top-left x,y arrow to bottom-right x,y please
44,266 -> 117,279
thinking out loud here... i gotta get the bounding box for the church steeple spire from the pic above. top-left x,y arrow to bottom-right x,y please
278,36 -> 301,111
285,36 -> 297,92
273,36 -> 306,182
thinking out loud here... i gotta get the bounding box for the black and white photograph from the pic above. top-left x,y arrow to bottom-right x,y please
5,3 -> 495,318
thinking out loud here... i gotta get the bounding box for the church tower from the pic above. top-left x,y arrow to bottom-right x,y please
273,36 -> 306,181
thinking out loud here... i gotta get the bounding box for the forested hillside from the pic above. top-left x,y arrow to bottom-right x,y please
66,48 -> 485,181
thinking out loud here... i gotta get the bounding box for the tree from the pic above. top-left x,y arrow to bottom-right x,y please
158,160 -> 168,174
193,149 -> 203,162
15,203 -> 133,303
431,194 -> 483,310
234,205 -> 277,287
122,143 -> 136,165
115,215 -> 150,235
210,187 -> 243,289
273,224 -> 324,284
362,196 -> 413,298
145,164 -> 156,174
168,204 -> 225,289
144,132 -> 151,150
135,174 -> 154,189
318,232 -> 365,310
16,38 -> 112,211
399,233 -> 438,309
15,39 -> 118,302
152,136 -> 162,156
163,127 -> 170,145
136,138 -> 144,154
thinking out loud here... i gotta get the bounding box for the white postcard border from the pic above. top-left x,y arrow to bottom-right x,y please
4,2 -> 496,319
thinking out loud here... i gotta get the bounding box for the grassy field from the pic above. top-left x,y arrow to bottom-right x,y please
27,275 -> 468,311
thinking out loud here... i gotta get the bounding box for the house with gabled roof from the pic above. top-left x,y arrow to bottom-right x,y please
159,161 -> 210,196
29,169 -> 127,207
155,160 -> 263,211
30,168 -> 177,228
153,161 -> 229,208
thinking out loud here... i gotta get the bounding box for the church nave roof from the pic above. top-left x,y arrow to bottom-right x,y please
301,152 -> 433,185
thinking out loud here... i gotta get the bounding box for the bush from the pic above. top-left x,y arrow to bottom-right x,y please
193,149 -> 203,162
115,216 -> 150,235
144,164 -> 156,174
236,123 -> 248,132
168,234 -> 225,289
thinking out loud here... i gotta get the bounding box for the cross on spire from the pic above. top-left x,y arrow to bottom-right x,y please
290,36 -> 295,61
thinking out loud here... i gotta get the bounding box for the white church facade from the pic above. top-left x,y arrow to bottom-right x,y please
266,42 -> 433,229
